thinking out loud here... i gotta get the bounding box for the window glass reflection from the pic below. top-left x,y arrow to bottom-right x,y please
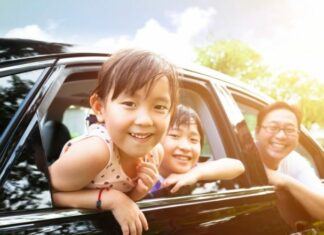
0,127 -> 52,212
0,69 -> 43,136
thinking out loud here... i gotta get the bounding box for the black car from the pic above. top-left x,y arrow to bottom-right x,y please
1,42 -> 324,234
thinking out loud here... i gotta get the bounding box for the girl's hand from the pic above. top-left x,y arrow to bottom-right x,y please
162,172 -> 199,193
109,189 -> 148,235
129,157 -> 159,200
137,160 -> 159,190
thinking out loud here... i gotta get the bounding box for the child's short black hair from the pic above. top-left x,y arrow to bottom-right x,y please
170,104 -> 204,146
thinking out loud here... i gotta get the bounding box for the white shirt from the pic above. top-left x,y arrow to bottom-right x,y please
278,151 -> 324,194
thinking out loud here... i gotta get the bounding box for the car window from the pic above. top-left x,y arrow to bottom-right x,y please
150,85 -> 247,197
0,125 -> 52,212
62,105 -> 89,138
61,89 -> 217,158
231,93 -> 320,176
60,87 -> 222,162
0,69 -> 44,136
179,88 -> 224,160
41,71 -> 246,204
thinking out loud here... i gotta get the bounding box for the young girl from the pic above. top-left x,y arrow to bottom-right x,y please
152,104 -> 245,193
49,48 -> 179,235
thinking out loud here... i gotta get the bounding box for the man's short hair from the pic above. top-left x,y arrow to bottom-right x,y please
256,101 -> 302,128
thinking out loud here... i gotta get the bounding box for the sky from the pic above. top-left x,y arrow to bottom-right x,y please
1,0 -> 324,82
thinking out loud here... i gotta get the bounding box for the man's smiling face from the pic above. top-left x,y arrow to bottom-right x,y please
256,108 -> 299,169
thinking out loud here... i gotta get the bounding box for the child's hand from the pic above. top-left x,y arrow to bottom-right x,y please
129,156 -> 159,201
137,160 -> 159,190
109,189 -> 148,235
163,172 -> 199,193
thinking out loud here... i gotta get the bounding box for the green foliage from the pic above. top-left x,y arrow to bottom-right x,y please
268,71 -> 324,127
195,40 -> 270,82
196,40 -> 324,129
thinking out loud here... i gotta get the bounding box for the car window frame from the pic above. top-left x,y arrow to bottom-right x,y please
0,59 -> 56,142
39,63 -> 259,199
228,86 -> 324,179
0,61 -> 56,185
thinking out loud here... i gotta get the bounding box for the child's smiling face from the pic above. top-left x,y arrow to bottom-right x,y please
99,76 -> 172,160
160,121 -> 201,177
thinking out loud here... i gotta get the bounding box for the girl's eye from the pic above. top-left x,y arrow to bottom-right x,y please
121,101 -> 136,108
190,138 -> 200,144
168,132 -> 179,138
189,133 -> 201,144
155,105 -> 169,112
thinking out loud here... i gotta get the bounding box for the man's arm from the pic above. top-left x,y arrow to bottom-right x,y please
266,168 -> 324,220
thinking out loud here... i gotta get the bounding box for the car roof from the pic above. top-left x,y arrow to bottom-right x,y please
0,45 -> 272,102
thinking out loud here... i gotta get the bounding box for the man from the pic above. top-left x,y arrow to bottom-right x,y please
255,101 -> 324,220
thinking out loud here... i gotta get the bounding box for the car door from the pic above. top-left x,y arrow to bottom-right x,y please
36,58 -> 303,234
0,57 -> 123,234
135,75 -> 294,235
227,84 -> 324,233
31,58 -> 293,235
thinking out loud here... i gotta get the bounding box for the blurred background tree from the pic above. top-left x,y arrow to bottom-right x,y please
196,40 -> 270,82
196,40 -> 324,129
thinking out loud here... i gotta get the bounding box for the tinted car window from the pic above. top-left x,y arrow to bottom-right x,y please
0,69 -> 43,136
0,125 -> 52,212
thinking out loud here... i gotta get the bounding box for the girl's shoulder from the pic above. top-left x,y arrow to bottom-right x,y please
63,136 -> 110,159
88,123 -> 111,139
60,125 -> 111,166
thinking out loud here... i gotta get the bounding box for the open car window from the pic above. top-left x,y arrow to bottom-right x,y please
38,66 -> 248,202
230,90 -> 321,177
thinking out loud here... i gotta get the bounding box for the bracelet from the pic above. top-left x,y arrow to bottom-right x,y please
96,188 -> 109,210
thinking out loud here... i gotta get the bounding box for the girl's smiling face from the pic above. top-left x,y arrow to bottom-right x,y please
159,120 -> 201,178
95,76 -> 172,160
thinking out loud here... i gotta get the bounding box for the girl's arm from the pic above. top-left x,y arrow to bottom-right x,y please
192,158 -> 245,181
163,158 -> 245,193
53,189 -> 148,235
266,168 -> 324,220
49,137 -> 109,191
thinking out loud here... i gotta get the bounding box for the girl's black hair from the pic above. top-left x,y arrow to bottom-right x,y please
170,104 -> 204,146
92,48 -> 179,116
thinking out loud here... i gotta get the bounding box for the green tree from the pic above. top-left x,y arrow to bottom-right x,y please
195,40 -> 270,83
269,71 -> 324,128
196,40 -> 324,129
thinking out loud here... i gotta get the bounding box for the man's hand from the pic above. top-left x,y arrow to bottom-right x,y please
265,167 -> 290,189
